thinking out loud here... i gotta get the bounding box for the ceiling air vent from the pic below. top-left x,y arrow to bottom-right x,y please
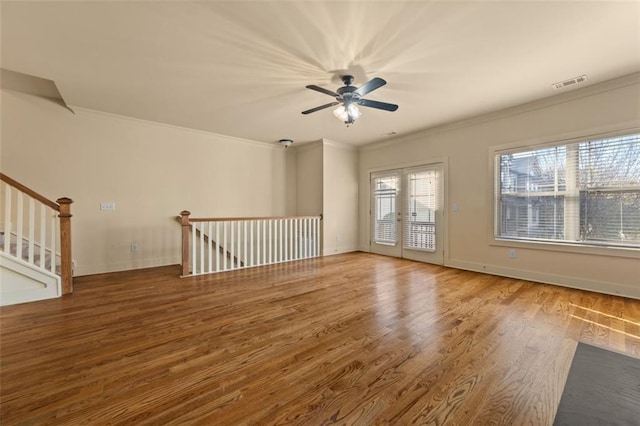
552,74 -> 587,90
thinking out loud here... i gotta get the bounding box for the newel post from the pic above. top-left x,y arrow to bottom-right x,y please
57,197 -> 73,295
180,210 -> 191,277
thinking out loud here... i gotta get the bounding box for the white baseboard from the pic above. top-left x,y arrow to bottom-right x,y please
322,247 -> 358,257
74,256 -> 181,276
445,259 -> 639,300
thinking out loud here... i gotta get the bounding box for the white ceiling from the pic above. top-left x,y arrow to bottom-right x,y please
2,1 -> 639,147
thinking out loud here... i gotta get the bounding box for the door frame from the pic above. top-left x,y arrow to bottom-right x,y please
368,158 -> 449,265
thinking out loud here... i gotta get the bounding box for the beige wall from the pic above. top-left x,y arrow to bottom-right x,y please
323,140 -> 358,255
291,139 -> 359,256
295,141 -> 323,217
359,73 -> 640,298
1,90 -> 289,275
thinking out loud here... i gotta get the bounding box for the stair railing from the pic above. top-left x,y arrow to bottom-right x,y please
0,173 -> 73,294
179,211 -> 321,277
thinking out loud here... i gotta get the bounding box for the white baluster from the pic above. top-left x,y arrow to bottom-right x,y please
284,219 -> 288,261
298,219 -> 303,259
199,223 -> 205,274
215,222 -> 220,272
221,221 -> 227,271
230,221 -> 235,270
191,223 -> 197,275
208,222 -> 213,273
4,184 -> 11,254
243,220 -> 248,268
315,217 -> 320,257
278,219 -> 283,262
39,204 -> 46,269
262,219 -> 267,265
16,192 -> 23,260
50,212 -> 56,273
256,220 -> 262,265
27,198 -> 35,264
268,219 -> 272,263
237,221 -> 242,268
306,218 -> 312,257
249,220 -> 254,267
293,218 -> 298,260
300,219 -> 305,259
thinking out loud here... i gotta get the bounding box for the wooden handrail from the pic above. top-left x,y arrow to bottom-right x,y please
187,215 -> 322,223
0,173 -> 60,211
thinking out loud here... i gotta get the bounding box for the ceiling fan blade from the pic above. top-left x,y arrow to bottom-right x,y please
306,85 -> 340,97
354,77 -> 387,97
301,102 -> 340,115
357,98 -> 398,112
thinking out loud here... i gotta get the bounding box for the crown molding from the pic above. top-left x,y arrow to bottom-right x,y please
68,105 -> 279,150
361,72 -> 640,152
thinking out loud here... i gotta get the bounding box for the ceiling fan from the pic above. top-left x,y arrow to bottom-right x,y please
302,75 -> 398,125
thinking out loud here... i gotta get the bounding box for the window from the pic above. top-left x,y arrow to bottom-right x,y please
495,132 -> 640,249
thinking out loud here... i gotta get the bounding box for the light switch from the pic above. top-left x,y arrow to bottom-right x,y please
100,202 -> 116,211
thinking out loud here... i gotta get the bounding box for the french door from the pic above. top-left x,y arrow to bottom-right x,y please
370,164 -> 444,264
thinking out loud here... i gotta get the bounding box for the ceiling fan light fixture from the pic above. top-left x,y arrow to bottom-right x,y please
333,103 -> 361,124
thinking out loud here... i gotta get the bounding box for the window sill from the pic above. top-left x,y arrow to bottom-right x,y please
491,238 -> 640,259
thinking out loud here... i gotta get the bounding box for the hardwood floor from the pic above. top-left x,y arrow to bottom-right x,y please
1,252 -> 639,425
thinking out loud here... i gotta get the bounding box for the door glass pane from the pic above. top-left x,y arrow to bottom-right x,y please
372,174 -> 398,245
404,169 -> 438,251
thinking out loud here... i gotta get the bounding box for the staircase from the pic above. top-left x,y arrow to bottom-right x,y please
1,232 -> 59,271
0,173 -> 73,306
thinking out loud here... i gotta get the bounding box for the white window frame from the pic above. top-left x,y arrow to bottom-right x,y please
491,128 -> 640,259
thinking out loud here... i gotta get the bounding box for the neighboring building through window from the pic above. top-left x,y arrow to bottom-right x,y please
495,132 -> 640,248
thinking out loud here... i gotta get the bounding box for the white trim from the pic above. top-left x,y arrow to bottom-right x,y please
490,124 -> 640,155
74,256 -> 181,276
445,258 -> 640,300
490,238 -> 640,259
361,72 -> 640,152
366,156 -> 449,175
69,105 -> 281,150
489,128 -> 640,254
367,158 -> 449,265
291,139 -> 324,153
322,247 -> 359,257
322,138 -> 358,151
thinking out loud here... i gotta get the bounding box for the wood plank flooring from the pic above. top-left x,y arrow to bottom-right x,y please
1,252 -> 639,425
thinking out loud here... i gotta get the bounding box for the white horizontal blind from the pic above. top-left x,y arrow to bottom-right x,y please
403,168 -> 438,251
371,173 -> 398,245
496,132 -> 640,248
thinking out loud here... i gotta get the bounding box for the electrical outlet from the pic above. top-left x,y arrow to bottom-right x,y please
131,242 -> 138,253
508,248 -> 517,259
